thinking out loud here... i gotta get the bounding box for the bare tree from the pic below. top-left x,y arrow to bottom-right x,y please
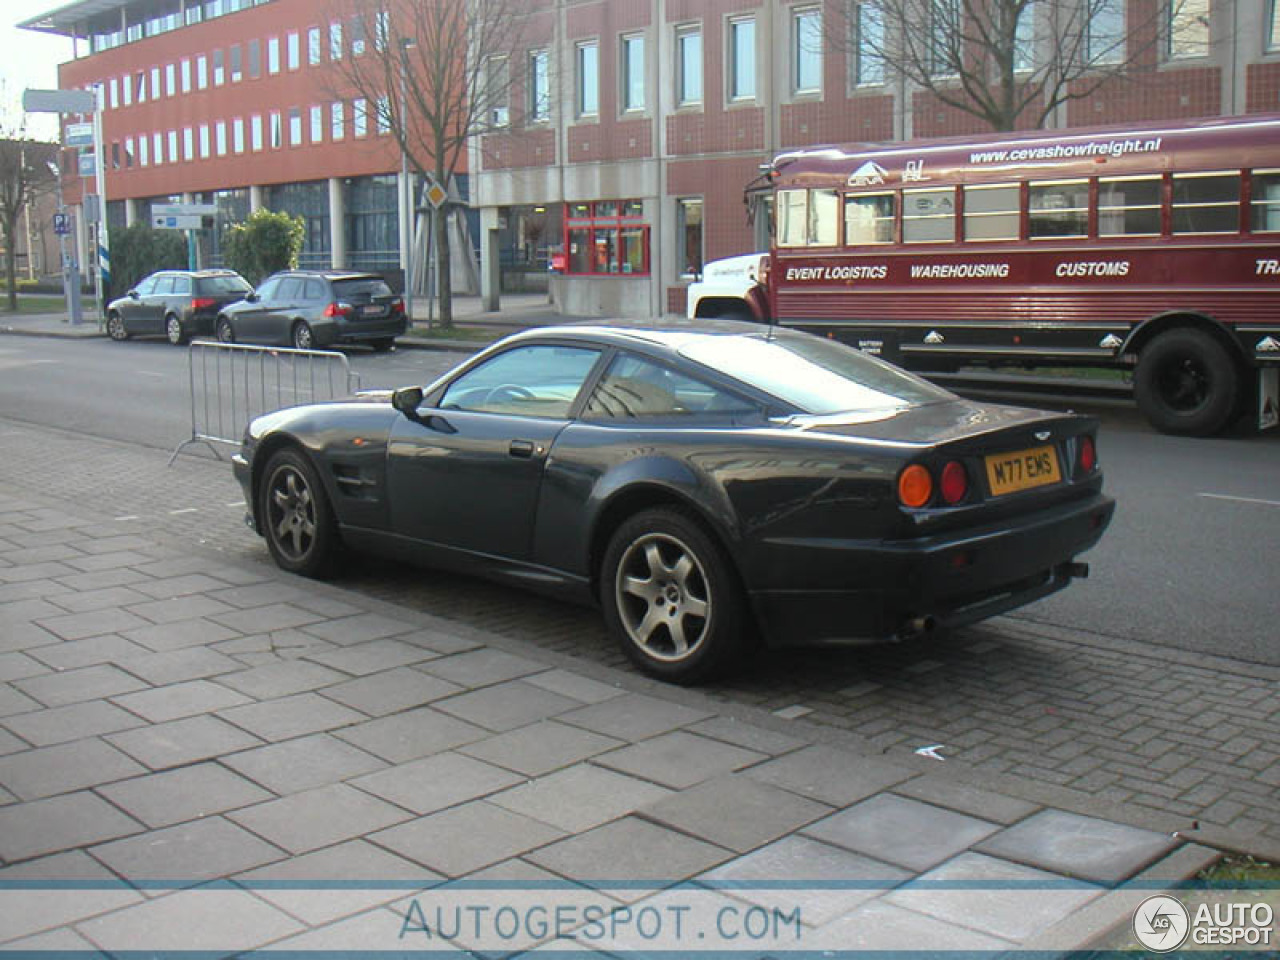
0,135 -> 57,312
828,0 -> 1208,132
330,0 -> 530,328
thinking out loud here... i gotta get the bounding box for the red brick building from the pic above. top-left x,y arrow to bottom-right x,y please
472,0 -> 1280,317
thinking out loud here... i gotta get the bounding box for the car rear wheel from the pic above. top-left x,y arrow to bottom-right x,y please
215,317 -> 235,343
371,338 -> 395,353
1135,328 -> 1239,437
601,507 -> 745,684
260,447 -> 338,578
292,321 -> 314,350
106,312 -> 129,341
165,313 -> 187,346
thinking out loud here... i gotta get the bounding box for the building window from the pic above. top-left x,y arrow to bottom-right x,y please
310,105 -> 324,142
331,102 -> 345,140
376,96 -> 391,134
288,31 -> 300,70
1168,0 -> 1209,58
181,58 -> 192,92
576,40 -> 599,117
216,121 -> 227,156
853,3 -> 885,85
565,200 -> 649,275
231,45 -> 243,82
199,124 -> 210,158
1088,0 -> 1126,63
375,10 -> 390,51
122,74 -> 132,106
1014,1 -> 1036,72
251,115 -> 263,151
927,0 -> 960,77
289,108 -> 303,145
529,49 -> 550,122
197,55 -> 208,89
183,126 -> 194,160
729,18 -> 755,101
621,33 -> 645,111
270,111 -> 282,148
354,98 -> 368,137
677,198 -> 703,276
139,136 -> 148,166
351,16 -> 366,56
109,77 -> 118,108
213,50 -> 224,86
165,63 -> 176,96
148,66 -> 159,99
155,131 -> 165,164
1270,0 -> 1280,49
486,56 -> 510,126
233,118 -> 245,154
330,22 -> 343,59
676,26 -> 702,106
248,40 -> 260,79
268,37 -> 280,74
125,137 -> 134,168
308,26 -> 322,65
793,7 -> 822,93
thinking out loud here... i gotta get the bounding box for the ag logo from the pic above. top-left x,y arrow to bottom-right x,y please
1133,895 -> 1190,952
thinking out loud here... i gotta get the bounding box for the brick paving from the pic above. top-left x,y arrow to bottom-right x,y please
0,418 -> 1277,855
0,414 -> 1268,952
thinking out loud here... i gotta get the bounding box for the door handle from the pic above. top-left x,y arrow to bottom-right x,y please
509,439 -> 536,459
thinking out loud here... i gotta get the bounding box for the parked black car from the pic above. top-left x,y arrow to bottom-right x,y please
105,269 -> 253,345
233,320 -> 1115,684
215,270 -> 408,351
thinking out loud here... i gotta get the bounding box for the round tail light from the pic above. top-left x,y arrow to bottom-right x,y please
940,461 -> 968,505
1079,435 -> 1097,473
898,465 -> 933,508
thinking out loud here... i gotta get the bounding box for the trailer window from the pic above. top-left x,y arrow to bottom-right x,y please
1098,176 -> 1162,236
809,189 -> 839,245
1252,171 -> 1280,232
777,189 -> 808,247
1172,172 -> 1240,234
844,193 -> 895,244
902,188 -> 955,243
963,184 -> 1019,241
1029,179 -> 1089,238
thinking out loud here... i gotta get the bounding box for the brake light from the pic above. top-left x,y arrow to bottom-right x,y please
1079,435 -> 1097,473
324,301 -> 353,318
898,464 -> 933,508
391,298 -> 405,314
940,461 -> 968,505
190,297 -> 216,311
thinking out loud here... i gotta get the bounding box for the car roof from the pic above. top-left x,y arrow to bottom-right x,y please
499,318 -> 797,354
272,270 -> 384,281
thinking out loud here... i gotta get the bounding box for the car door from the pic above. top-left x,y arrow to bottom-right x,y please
235,277 -> 281,342
122,274 -> 159,333
269,277 -> 306,344
385,343 -> 604,561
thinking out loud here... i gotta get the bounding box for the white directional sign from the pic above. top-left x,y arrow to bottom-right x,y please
151,202 -> 218,230
64,122 -> 93,147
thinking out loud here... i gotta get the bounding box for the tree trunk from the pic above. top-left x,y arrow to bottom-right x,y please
2,219 -> 17,313
435,199 -> 453,330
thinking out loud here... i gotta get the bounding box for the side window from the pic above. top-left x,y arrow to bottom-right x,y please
1029,179 -> 1089,238
305,279 -> 328,300
585,354 -> 758,419
1099,176 -> 1162,236
171,276 -> 192,295
1252,170 -> 1280,232
152,277 -> 175,296
844,192 -> 895,244
254,278 -> 281,301
1172,172 -> 1240,234
439,345 -> 601,418
276,278 -> 305,301
963,184 -> 1019,241
903,188 -> 956,243
135,276 -> 159,296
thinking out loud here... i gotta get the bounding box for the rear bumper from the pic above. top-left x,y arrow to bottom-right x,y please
750,492 -> 1115,646
315,316 -> 409,346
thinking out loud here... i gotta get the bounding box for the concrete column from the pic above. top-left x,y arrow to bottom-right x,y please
250,184 -> 265,212
328,178 -> 347,269
398,169 -> 412,274
124,198 -> 138,227
481,206 -> 501,312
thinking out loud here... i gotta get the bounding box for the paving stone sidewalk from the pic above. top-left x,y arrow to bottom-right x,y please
0,438 -> 1233,954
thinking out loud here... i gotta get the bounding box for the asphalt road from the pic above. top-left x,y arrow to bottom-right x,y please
0,333 -> 1277,667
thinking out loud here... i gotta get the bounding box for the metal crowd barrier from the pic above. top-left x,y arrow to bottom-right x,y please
169,340 -> 361,464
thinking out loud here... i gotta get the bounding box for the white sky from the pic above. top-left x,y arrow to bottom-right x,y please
0,10 -> 76,140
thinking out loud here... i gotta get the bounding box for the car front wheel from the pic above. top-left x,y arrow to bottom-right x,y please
601,507 -> 746,684
260,447 -> 339,578
215,317 -> 235,343
106,312 -> 129,341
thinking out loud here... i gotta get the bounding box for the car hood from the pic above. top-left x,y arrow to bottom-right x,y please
789,398 -> 1072,446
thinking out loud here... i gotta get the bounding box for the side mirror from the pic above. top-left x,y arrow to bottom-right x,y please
392,386 -> 424,414
128,290 -> 139,299
246,292 -> 259,303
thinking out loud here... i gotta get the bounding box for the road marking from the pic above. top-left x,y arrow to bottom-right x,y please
168,508 -> 199,515
1197,493 -> 1280,508
137,371 -> 167,379
226,502 -> 245,508
114,515 -> 139,521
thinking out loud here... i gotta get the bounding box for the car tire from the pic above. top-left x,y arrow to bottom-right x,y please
601,506 -> 746,684
292,321 -> 314,350
259,447 -> 339,578
215,317 -> 235,343
165,313 -> 187,346
1135,328 -> 1240,437
106,312 -> 129,341
371,338 -> 395,353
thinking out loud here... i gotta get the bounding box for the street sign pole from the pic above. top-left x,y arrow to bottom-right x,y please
92,84 -> 109,325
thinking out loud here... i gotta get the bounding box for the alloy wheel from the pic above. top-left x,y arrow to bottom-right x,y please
265,464 -> 317,563
614,532 -> 711,662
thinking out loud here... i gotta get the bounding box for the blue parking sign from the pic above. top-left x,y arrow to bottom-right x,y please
53,213 -> 71,236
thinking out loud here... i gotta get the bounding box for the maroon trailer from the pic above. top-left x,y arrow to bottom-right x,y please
689,114 -> 1280,437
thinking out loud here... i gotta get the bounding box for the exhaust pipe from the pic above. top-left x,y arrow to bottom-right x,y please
1061,562 -> 1090,579
899,614 -> 938,640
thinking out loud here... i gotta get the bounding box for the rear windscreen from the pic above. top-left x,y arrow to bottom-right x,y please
332,278 -> 393,300
196,276 -> 253,296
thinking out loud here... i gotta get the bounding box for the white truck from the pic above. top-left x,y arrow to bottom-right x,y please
684,253 -> 769,322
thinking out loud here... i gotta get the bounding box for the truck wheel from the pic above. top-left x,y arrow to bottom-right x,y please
1134,328 -> 1239,437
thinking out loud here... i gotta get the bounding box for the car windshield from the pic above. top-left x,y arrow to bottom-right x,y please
678,332 -> 952,415
332,278 -> 392,300
196,276 -> 252,296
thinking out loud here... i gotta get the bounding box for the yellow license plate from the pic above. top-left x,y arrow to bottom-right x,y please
985,445 -> 1061,496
